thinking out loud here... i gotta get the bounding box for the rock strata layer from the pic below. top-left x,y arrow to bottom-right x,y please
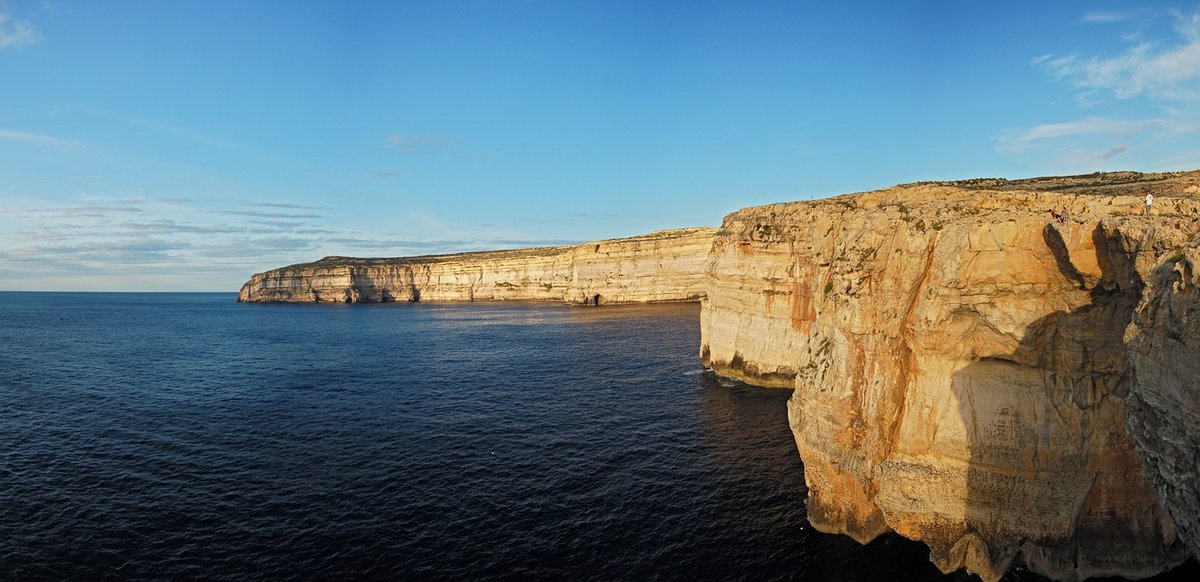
238,227 -> 715,304
700,171 -> 1200,581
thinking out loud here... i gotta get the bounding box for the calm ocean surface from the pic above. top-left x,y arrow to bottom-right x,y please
1,293 -> 1195,581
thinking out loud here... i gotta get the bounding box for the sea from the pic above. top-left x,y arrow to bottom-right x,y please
1,292 -> 1195,581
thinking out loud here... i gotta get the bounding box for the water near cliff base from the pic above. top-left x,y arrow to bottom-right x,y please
2,293 -> 1195,581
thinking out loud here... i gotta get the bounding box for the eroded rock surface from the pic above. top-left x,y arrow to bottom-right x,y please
238,227 -> 715,304
700,171 -> 1200,581
1126,245 -> 1200,563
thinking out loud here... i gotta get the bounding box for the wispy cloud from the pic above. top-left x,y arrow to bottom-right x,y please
996,116 -> 1200,170
116,219 -> 247,235
210,209 -> 322,219
387,133 -> 459,156
570,212 -> 642,219
1039,10 -> 1200,100
319,236 -> 582,255
247,202 -> 322,210
245,219 -> 336,234
0,7 -> 38,49
996,117 -> 1153,154
1,191 -> 573,290
1005,9 -> 1200,172
1,238 -> 190,267
1099,143 -> 1131,159
1082,11 -> 1132,24
205,237 -> 318,255
23,204 -> 144,218
0,128 -> 79,148
39,1 -> 66,17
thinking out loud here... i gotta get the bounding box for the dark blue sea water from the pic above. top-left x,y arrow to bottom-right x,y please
1,293 -> 1195,581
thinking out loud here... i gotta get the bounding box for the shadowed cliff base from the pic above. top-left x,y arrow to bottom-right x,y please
1125,251 -> 1200,564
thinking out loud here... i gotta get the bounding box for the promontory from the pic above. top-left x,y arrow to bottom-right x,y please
239,170 -> 1200,582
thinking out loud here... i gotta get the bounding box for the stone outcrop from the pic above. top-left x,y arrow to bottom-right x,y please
699,171 -> 1200,581
238,227 -> 715,304
1125,244 -> 1200,563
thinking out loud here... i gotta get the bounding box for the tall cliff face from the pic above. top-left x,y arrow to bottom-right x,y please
238,227 -> 715,304
700,171 -> 1200,581
1125,244 -> 1200,563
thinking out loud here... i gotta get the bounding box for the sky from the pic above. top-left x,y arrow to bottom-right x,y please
2,1 -> 1200,291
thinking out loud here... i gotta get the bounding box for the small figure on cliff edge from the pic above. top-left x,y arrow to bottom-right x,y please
1145,193 -> 1155,215
1049,209 -> 1061,222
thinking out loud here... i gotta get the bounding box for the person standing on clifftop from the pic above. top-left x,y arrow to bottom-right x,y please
1145,193 -> 1155,215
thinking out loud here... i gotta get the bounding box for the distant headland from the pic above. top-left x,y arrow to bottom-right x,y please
238,227 -> 715,305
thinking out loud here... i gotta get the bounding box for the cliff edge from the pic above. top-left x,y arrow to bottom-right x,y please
700,170 -> 1200,581
238,227 -> 715,304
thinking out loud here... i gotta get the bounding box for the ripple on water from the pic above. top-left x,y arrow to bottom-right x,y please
1,293 -> 1196,581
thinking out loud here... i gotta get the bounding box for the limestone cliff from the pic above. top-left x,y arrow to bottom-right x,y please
700,171 -> 1200,581
1125,242 -> 1200,563
238,227 -> 715,304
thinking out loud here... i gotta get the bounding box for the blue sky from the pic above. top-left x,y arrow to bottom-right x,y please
2,1 -> 1200,291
